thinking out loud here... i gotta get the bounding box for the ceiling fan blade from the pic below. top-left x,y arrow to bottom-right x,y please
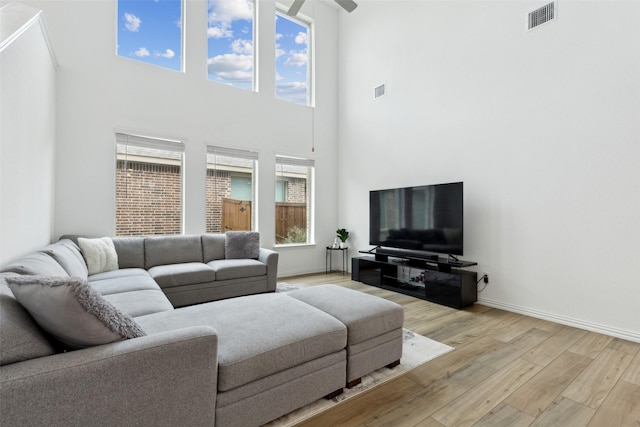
335,0 -> 358,13
287,0 -> 306,16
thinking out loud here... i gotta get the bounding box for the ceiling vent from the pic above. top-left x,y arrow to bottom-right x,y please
528,2 -> 556,31
374,83 -> 386,99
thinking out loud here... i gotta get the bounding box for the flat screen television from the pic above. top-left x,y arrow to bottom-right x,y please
369,182 -> 463,257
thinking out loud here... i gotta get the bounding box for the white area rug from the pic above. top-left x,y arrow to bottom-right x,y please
268,283 -> 454,426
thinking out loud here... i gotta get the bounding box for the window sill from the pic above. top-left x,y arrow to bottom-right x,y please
274,243 -> 317,249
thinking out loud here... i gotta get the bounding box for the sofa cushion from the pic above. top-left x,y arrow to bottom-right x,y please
6,275 -> 146,350
286,285 -> 405,345
103,290 -> 174,318
201,233 -> 226,262
145,235 -> 203,268
0,277 -> 56,366
87,270 -> 173,317
88,268 -> 150,282
41,239 -> 88,279
89,272 -> 160,295
111,237 -> 145,269
148,262 -> 216,288
135,293 -> 347,392
78,237 -> 119,275
207,259 -> 266,281
225,231 -> 259,259
0,252 -> 68,277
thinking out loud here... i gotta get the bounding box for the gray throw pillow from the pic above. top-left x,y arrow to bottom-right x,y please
6,276 -> 146,350
225,231 -> 260,259
0,279 -> 56,365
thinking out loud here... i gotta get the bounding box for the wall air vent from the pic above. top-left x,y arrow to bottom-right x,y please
528,2 -> 556,31
374,83 -> 386,99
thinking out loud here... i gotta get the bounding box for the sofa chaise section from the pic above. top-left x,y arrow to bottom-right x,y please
135,293 -> 348,427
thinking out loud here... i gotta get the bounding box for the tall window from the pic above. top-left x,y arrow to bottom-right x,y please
207,0 -> 255,90
207,146 -> 258,233
116,133 -> 185,236
275,11 -> 311,105
116,0 -> 184,72
275,155 -> 314,244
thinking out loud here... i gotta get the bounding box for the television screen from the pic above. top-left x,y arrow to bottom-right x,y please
369,182 -> 463,256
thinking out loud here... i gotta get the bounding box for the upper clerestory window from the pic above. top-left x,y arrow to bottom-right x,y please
116,0 -> 184,72
207,0 -> 256,91
275,10 -> 311,106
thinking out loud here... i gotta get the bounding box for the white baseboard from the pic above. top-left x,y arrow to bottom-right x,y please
478,297 -> 640,344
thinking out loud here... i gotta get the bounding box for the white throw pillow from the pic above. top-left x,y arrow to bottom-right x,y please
6,276 -> 146,350
78,237 -> 119,275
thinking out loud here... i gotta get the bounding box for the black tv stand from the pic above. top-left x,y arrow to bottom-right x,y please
374,252 -> 438,263
352,250 -> 478,308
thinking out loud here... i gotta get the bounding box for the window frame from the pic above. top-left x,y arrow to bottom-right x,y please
274,6 -> 314,106
274,154 -> 315,246
206,145 -> 259,233
206,0 -> 257,91
116,0 -> 186,73
115,132 -> 186,236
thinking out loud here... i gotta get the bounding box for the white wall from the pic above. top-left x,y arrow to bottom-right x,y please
9,0 -> 340,276
0,3 -> 57,264
338,1 -> 640,341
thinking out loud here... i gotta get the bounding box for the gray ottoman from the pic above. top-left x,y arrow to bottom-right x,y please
287,284 -> 404,387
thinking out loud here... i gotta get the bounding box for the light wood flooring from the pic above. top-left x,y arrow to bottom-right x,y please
282,272 -> 640,427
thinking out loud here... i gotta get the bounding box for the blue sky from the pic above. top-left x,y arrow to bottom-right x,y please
117,0 -> 183,71
275,13 -> 309,105
207,0 -> 255,90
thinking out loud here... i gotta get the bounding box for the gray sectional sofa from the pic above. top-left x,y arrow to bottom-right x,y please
0,233 -> 404,427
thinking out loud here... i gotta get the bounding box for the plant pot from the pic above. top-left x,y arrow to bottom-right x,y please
339,241 -> 347,249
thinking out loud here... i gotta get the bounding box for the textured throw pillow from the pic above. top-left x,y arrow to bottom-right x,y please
225,231 -> 260,259
78,237 -> 119,275
6,276 -> 145,350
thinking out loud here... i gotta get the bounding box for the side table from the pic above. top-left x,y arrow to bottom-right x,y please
325,246 -> 348,274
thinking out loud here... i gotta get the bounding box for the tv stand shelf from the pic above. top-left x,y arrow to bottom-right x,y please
352,253 -> 478,309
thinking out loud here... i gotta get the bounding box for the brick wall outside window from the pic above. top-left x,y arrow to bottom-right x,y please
284,177 -> 306,202
116,160 -> 182,236
116,160 -> 307,236
206,169 -> 231,233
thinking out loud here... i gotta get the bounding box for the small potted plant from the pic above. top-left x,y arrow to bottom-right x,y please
336,228 -> 349,248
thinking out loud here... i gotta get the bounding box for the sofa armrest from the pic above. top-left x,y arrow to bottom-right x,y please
259,248 -> 279,292
0,326 -> 218,427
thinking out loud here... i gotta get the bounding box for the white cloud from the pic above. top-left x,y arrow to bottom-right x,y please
134,47 -> 150,57
208,25 -> 233,39
276,81 -> 308,104
156,49 -> 175,59
207,0 -> 253,39
277,81 -> 307,94
124,13 -> 141,32
284,51 -> 307,67
207,54 -> 253,81
208,0 -> 253,25
295,32 -> 307,45
276,33 -> 283,40
231,39 -> 253,55
275,46 -> 285,58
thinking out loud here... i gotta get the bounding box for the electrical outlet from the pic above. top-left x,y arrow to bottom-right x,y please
482,273 -> 489,284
